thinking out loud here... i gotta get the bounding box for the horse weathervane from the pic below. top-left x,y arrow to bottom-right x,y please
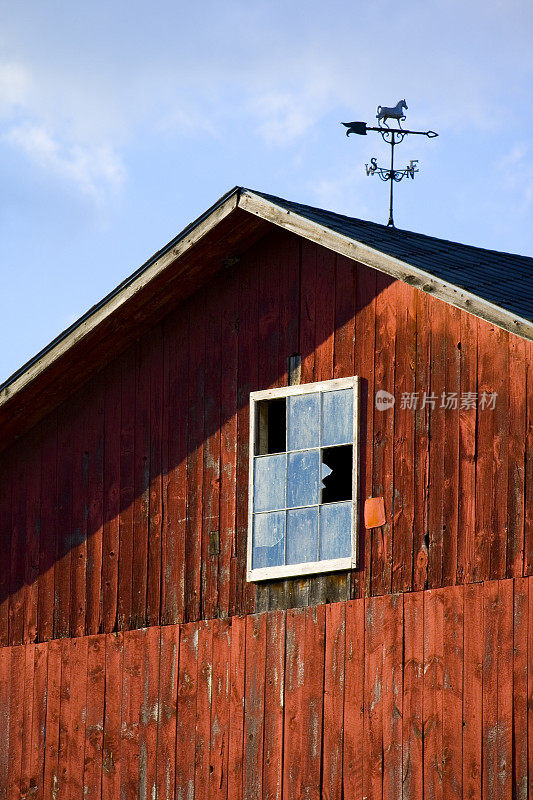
341,100 -> 438,227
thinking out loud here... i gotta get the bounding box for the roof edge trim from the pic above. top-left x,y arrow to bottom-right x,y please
239,190 -> 533,342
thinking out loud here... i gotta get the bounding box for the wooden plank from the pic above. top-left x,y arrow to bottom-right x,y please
53,401 -> 74,639
244,614 -> 266,800
427,303 -> 446,589
85,377 -> 104,636
24,425 -> 42,644
157,624 -> 180,800
201,287 -> 222,620
43,640 -> 62,800
496,580 -> 513,800
10,444 -> 27,645
457,310 -> 477,584
382,594 -> 403,800
65,637 -> 89,799
490,328 -> 509,579
102,359 -> 122,633
0,452 -> 12,644
83,635 -> 106,800
56,639 -> 72,798
474,324 -> 496,583
233,247 -> 259,617
402,591 -> 423,800
227,615 -> 246,800
441,305 -> 461,586
507,336 -> 526,577
161,313 -> 188,625
0,643 -> 11,797
343,599 -> 364,800
147,327 -> 164,627
254,233 -> 284,615
139,626 -> 160,800
322,602 -> 346,800
69,398 -> 88,639
391,282 -> 416,593
482,581 -> 499,800
462,582 -> 483,800
120,628 -> 143,800
512,578 -> 528,800
209,619 -> 231,800
354,263 -> 377,597
194,620 -> 214,800
283,605 -> 325,800
262,610 -> 285,800
363,595 -> 383,800
102,632 -> 123,799
7,645 -> 25,798
423,589 -> 444,800
19,644 -> 36,800
185,297 -> 206,622
235,242 -> 264,613
413,291 -> 430,591
442,585 -> 463,800
528,576 -> 533,798
175,622 -> 199,800
117,348 -> 135,631
525,342 -> 533,574
28,642 -> 48,800
132,339 -> 151,629
217,284 -> 238,619
371,275 -> 396,596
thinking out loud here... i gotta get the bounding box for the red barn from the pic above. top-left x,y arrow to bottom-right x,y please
0,187 -> 532,799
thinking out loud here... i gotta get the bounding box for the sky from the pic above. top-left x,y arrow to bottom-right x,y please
1,0 -> 532,382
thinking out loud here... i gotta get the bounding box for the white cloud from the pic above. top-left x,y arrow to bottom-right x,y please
4,123 -> 125,198
0,62 -> 30,112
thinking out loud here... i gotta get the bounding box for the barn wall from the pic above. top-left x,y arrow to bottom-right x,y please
0,578 -> 530,800
0,227 -> 532,644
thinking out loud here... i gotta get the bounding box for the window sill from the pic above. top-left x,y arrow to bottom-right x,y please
247,556 -> 354,583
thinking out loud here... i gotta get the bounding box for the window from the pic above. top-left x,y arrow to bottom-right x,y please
247,377 -> 359,581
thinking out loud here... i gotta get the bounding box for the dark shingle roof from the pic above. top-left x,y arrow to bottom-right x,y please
251,190 -> 533,323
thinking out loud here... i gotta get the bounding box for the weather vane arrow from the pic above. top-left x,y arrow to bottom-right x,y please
341,100 -> 438,227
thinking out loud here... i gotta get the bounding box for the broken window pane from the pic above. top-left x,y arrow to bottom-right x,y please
321,445 -> 353,504
322,388 -> 353,447
286,506 -> 319,564
253,511 -> 285,568
287,392 -> 320,451
257,398 -> 286,455
319,501 -> 352,560
253,453 -> 286,512
287,449 -> 320,508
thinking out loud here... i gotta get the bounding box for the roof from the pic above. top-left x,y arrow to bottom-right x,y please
0,185 -> 531,451
251,190 -> 533,324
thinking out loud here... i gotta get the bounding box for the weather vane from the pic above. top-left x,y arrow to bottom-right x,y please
341,100 -> 438,227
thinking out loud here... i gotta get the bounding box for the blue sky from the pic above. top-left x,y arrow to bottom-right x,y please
1,0 -> 532,382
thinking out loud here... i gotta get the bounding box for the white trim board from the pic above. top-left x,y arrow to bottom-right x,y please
238,190 -> 533,343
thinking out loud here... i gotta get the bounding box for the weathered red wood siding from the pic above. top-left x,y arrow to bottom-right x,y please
0,578 -> 529,800
0,227 -> 531,643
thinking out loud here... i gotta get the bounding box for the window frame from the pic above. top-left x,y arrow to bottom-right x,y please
247,376 -> 360,582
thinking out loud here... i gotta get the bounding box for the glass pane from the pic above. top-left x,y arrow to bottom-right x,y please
286,506 -> 319,564
253,454 -> 286,512
287,392 -> 320,450
287,449 -> 319,508
253,511 -> 285,568
321,388 -> 353,447
319,501 -> 352,560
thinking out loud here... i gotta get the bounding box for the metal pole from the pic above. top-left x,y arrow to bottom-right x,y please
387,132 -> 395,227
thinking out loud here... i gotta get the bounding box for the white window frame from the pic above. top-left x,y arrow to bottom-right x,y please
247,376 -> 359,582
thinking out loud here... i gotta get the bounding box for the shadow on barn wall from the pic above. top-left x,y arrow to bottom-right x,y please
0,226 -> 529,646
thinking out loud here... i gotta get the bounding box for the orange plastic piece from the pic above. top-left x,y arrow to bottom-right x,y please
364,497 -> 386,529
